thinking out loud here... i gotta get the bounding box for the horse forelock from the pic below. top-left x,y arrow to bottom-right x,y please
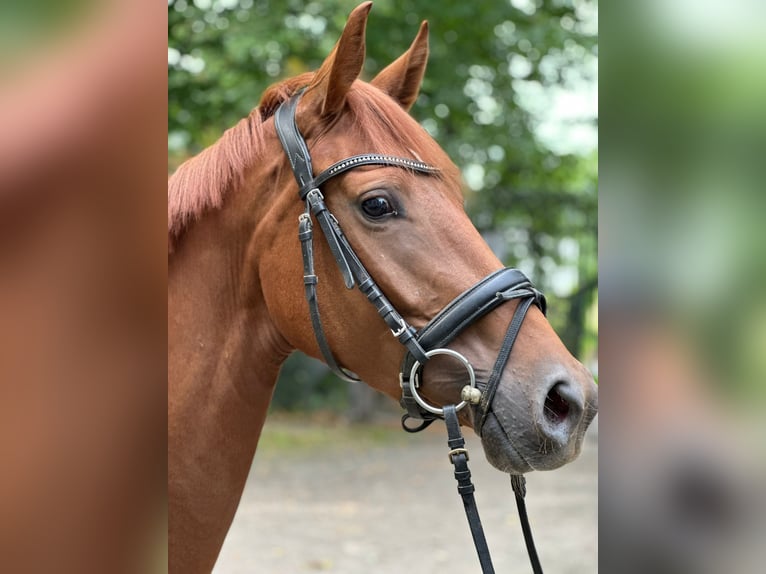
168,73 -> 458,253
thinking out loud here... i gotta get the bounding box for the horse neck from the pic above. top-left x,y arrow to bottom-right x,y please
176,125 -> 302,361
168,211 -> 284,460
168,162 -> 293,572
168,188 -> 290,407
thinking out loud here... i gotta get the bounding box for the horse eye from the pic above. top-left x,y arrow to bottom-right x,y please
361,196 -> 396,219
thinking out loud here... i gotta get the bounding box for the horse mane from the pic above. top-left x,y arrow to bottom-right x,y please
168,72 -> 457,252
168,73 -> 311,251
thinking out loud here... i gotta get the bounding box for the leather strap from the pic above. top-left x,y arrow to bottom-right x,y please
416,268 -> 544,352
309,153 -> 439,198
444,405 -> 495,573
298,212 -> 361,383
476,296 -> 536,435
305,189 -> 355,288
274,90 -> 314,191
444,405 -> 545,574
512,475 -> 544,574
275,90 -> 439,200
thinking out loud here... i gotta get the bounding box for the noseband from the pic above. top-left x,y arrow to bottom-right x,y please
274,91 -> 546,573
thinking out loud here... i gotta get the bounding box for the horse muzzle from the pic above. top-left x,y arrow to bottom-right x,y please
480,364 -> 598,473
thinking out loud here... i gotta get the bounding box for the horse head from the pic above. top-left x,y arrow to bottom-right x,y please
254,2 -> 597,473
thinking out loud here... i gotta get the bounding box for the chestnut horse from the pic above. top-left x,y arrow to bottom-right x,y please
168,3 -> 597,572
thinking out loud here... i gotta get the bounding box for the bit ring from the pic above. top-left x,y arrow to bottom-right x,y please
408,348 -> 476,416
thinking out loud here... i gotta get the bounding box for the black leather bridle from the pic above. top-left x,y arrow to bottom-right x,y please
274,90 -> 546,573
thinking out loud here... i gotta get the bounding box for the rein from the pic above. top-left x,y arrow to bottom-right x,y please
274,91 -> 545,573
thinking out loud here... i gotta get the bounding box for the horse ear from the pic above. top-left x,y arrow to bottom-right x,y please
371,21 -> 429,111
308,2 -> 372,117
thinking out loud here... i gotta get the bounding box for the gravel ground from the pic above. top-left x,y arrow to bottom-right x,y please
214,416 -> 597,574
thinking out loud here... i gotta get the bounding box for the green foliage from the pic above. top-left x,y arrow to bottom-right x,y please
269,354 -> 351,412
169,0 -> 598,409
0,0 -> 94,58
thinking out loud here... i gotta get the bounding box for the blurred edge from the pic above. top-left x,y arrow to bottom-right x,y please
601,0 -> 765,572
0,1 -> 167,573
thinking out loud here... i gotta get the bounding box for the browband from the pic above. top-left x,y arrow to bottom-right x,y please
274,90 -> 439,200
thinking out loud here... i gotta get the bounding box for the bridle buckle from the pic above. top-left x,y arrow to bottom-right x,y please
448,447 -> 470,463
390,316 -> 408,338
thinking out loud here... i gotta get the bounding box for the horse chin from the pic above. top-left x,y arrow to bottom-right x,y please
479,412 -> 535,474
478,408 -> 589,474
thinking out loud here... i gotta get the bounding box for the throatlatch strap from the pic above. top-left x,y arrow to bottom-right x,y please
444,405 -> 495,574
298,213 -> 361,383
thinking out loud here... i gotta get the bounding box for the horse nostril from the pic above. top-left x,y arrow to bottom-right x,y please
544,383 -> 571,425
541,380 -> 584,437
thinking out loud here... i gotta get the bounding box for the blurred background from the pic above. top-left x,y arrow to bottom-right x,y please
1,1 -> 166,572
600,1 -> 766,572
168,0 -> 599,416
